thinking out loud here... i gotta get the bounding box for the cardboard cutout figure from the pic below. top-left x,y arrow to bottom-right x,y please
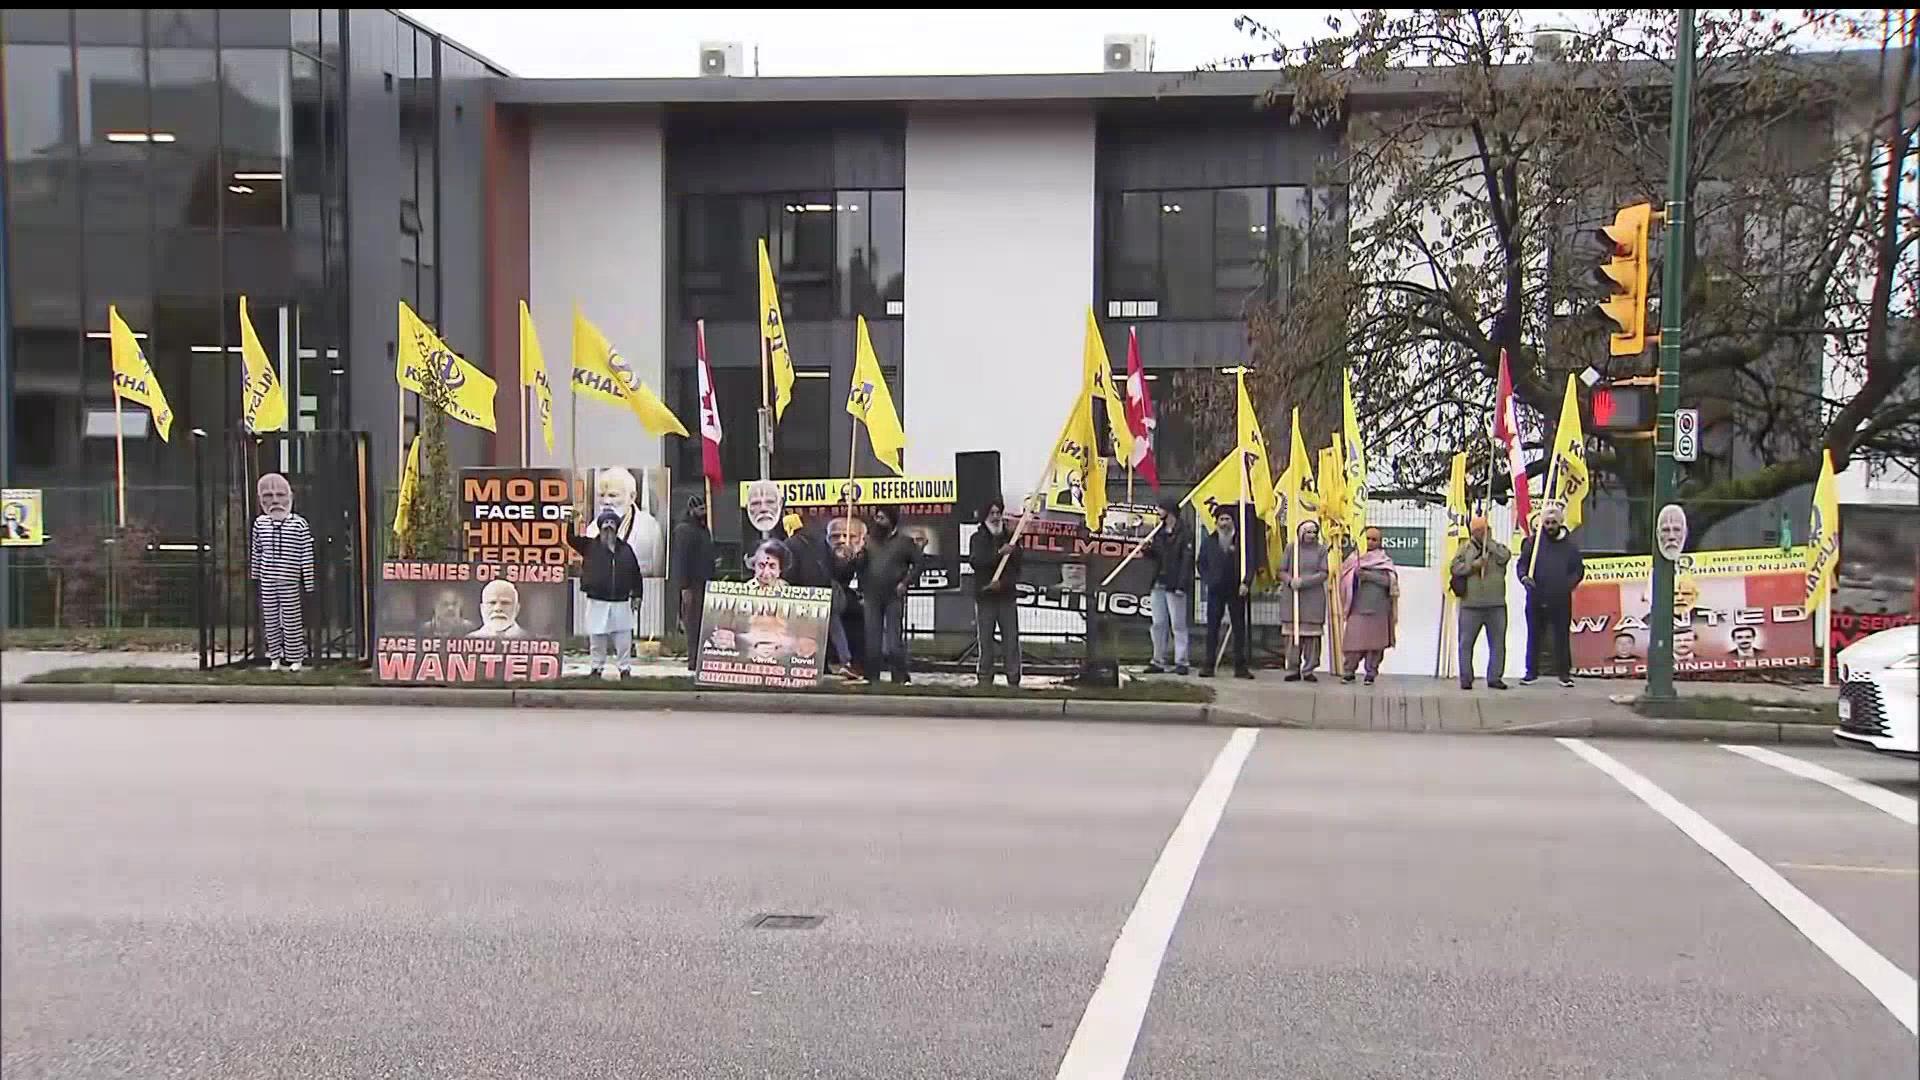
249,473 -> 315,670
585,466 -> 664,575
1656,503 -> 1689,563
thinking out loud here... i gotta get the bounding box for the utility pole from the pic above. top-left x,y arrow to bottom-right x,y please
1644,9 -> 1696,703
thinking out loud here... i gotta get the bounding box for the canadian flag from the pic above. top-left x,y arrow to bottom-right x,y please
1123,326 -> 1159,491
695,319 -> 723,488
1492,348 -> 1532,529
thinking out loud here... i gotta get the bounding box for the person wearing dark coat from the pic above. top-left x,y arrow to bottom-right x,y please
781,513 -> 856,676
967,496 -> 1023,688
1517,502 -> 1586,687
1144,495 -> 1194,675
568,508 -> 643,678
669,493 -> 715,671
1196,505 -> 1259,679
851,504 -> 920,684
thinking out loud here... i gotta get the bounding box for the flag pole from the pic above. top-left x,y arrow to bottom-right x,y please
1821,587 -> 1833,688
846,410 -> 859,539
1099,521 -> 1160,588
704,476 -> 713,532
759,330 -> 772,484
1527,452 -> 1562,579
113,389 -> 127,529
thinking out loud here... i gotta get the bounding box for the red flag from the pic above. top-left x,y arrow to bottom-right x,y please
1492,348 -> 1531,528
695,319 -> 724,488
1123,326 -> 1160,491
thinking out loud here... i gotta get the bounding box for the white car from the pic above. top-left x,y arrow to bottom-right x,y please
1834,626 -> 1920,759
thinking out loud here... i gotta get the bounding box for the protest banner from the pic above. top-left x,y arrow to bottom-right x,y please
1832,504 -> 1919,652
1570,546 -> 1816,677
2,489 -> 45,546
747,475 -> 958,590
694,580 -> 833,689
459,468 -> 577,565
375,561 -> 567,683
998,501 -> 1160,620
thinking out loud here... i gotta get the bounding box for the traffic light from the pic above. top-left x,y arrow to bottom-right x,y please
1593,202 -> 1655,357
1589,382 -> 1656,434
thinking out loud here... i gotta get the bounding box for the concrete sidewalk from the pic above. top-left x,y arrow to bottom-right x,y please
1,650 -> 199,685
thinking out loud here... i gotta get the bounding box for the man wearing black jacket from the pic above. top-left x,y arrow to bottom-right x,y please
1144,495 -> 1194,675
853,504 -> 919,684
968,496 -> 1022,688
1518,502 -> 1585,688
669,493 -> 715,672
568,508 -> 643,679
782,513 -> 858,678
1197,505 -> 1259,679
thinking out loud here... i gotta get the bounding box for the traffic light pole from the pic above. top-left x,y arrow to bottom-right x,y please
1644,9 -> 1696,703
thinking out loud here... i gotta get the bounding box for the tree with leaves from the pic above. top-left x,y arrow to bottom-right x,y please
395,358 -> 459,560
1188,8 -> 1917,540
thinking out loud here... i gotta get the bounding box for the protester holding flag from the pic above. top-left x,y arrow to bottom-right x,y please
1518,502 -> 1584,688
1143,494 -> 1193,675
1450,515 -> 1511,690
1277,518 -> 1330,682
670,492 -> 715,672
1197,505 -> 1258,680
968,496 -> 1023,689
851,504 -> 920,685
1339,526 -> 1400,685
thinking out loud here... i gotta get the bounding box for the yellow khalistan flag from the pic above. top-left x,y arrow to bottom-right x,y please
571,309 -> 689,438
1804,449 -> 1840,609
758,238 -> 796,422
1442,451 -> 1470,568
1045,393 -> 1107,524
1236,372 -> 1275,523
519,301 -> 554,454
1082,307 -> 1135,466
846,315 -> 906,475
1183,447 -> 1243,534
397,301 -> 497,432
392,435 -> 420,539
1318,443 -> 1345,536
1340,368 -> 1368,537
238,295 -> 288,433
1549,373 -> 1590,529
1268,406 -> 1315,580
109,306 -> 173,442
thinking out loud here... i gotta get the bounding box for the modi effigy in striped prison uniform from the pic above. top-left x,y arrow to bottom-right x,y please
250,506 -> 315,667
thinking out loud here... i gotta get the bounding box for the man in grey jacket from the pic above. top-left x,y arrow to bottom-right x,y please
1450,514 -> 1511,690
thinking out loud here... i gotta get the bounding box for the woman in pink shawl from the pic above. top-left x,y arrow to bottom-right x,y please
1339,526 -> 1400,685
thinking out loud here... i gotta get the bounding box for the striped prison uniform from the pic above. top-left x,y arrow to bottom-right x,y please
251,513 -> 315,663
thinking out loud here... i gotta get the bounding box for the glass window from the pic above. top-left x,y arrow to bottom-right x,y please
147,10 -> 216,49
834,189 -> 871,318
291,10 -> 322,56
77,45 -> 150,232
1271,187 -> 1310,302
75,10 -> 142,45
868,189 -> 904,313
682,194 -> 766,322
1160,190 -> 1212,318
1212,188 -> 1268,319
776,194 -> 835,320
220,47 -> 289,229
217,9 -> 289,49
3,43 -> 77,228
148,40 -> 218,228
1108,192 -> 1160,302
2,10 -> 72,44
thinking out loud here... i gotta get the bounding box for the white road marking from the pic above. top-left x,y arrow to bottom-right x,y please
1056,727 -> 1259,1080
1561,738 -> 1918,1036
1776,862 -> 1920,876
1721,744 -> 1919,826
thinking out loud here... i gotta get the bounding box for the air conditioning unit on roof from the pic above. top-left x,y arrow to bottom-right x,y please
1104,34 -> 1151,72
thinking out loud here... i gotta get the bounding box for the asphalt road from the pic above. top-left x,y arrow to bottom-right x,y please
3,705 -> 1915,1079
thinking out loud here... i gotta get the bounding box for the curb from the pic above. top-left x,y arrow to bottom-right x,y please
2,682 -> 1214,726
0,684 -> 1838,743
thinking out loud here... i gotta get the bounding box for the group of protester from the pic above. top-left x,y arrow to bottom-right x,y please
664,489 -> 1587,691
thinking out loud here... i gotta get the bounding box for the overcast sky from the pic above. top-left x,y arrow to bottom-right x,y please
400,9 -> 1326,78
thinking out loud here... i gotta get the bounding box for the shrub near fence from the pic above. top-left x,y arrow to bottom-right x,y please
3,485 -> 203,630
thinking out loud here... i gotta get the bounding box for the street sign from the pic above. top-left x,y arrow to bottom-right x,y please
1674,408 -> 1699,462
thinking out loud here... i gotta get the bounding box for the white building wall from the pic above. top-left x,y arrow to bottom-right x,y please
904,106 -> 1096,499
528,110 -> 667,473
